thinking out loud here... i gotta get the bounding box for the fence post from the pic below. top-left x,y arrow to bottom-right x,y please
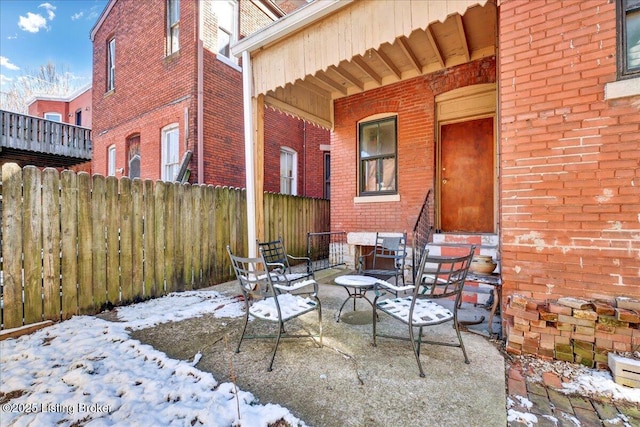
2,163 -> 24,329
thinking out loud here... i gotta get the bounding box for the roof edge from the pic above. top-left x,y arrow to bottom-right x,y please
231,0 -> 354,56
90,0 -> 116,41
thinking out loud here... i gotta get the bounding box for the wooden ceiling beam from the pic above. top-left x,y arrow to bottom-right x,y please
352,56 -> 383,85
308,74 -> 348,96
294,79 -> 331,99
426,26 -> 445,69
397,36 -> 422,74
371,48 -> 402,80
329,65 -> 364,91
455,15 -> 471,62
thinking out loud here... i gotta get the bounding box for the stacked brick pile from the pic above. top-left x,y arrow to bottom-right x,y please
504,296 -> 640,369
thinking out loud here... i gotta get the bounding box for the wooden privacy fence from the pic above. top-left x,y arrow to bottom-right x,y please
0,163 -> 330,330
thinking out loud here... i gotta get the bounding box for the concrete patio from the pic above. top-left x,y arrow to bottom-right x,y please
130,268 -> 507,427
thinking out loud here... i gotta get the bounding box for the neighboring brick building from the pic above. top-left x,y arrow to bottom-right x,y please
27,85 -> 93,129
90,0 -> 328,198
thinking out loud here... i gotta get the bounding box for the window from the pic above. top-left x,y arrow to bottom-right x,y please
127,134 -> 141,179
107,37 -> 115,91
167,0 -> 180,55
359,117 -> 397,195
108,145 -> 116,176
44,112 -> 62,122
75,110 -> 82,126
280,148 -> 297,195
215,0 -> 237,62
324,152 -> 331,199
619,0 -> 640,78
162,125 -> 179,181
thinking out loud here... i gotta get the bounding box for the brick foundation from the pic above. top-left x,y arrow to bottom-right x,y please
504,295 -> 640,369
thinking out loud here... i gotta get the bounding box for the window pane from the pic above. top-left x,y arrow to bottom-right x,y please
129,156 -> 140,178
360,120 -> 395,158
169,0 -> 180,24
217,1 -> 234,31
217,30 -> 230,57
171,25 -> 180,53
627,8 -> 640,70
362,158 -> 396,192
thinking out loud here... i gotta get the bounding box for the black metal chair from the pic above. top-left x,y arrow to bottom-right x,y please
258,236 -> 315,292
372,244 -> 475,377
227,246 -> 322,372
358,232 -> 407,292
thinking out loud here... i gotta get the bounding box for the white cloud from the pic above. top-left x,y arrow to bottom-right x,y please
0,56 -> 20,71
1,74 -> 14,85
71,12 -> 84,21
39,3 -> 56,20
7,33 -> 18,40
18,12 -> 48,33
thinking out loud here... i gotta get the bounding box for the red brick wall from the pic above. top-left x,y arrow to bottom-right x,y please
28,100 -> 68,121
499,0 -> 640,301
331,57 -> 496,238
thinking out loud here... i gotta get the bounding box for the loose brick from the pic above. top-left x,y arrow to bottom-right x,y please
557,297 -> 592,310
538,308 -> 558,322
616,308 -> 640,323
557,314 -> 596,327
592,300 -> 616,316
616,297 -> 640,311
548,302 -> 573,316
573,309 -> 598,321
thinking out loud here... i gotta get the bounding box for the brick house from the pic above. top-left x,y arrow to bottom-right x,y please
90,0 -> 329,198
27,85 -> 93,129
234,0 -> 640,359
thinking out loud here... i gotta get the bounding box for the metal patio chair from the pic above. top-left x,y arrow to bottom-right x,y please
258,236 -> 315,293
227,246 -> 322,372
372,244 -> 475,377
358,232 -> 408,293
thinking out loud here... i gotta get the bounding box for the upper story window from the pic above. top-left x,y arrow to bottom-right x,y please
107,37 -> 116,91
280,147 -> 297,195
107,145 -> 116,176
619,0 -> 640,78
167,0 -> 180,55
44,112 -> 62,122
215,0 -> 238,63
162,124 -> 179,181
359,116 -> 397,196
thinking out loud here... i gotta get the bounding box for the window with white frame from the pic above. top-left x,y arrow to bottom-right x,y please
167,0 -> 180,55
215,0 -> 237,63
108,145 -> 116,176
359,116 -> 397,195
107,37 -> 116,91
44,112 -> 62,122
162,124 -> 180,181
280,147 -> 297,195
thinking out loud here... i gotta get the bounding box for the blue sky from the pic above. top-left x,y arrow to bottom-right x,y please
0,0 -> 108,95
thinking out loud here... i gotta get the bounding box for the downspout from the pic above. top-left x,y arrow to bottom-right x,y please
197,3 -> 204,183
242,50 -> 257,257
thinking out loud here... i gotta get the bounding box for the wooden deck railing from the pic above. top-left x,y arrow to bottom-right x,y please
0,110 -> 92,159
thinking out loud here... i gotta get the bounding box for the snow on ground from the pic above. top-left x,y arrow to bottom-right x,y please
2,289 -> 640,426
0,290 -> 306,427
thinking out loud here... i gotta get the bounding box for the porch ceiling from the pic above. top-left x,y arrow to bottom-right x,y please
236,0 -> 496,129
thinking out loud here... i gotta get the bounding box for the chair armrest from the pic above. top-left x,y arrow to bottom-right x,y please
373,279 -> 414,296
273,279 -> 318,294
287,254 -> 314,274
357,250 -> 375,273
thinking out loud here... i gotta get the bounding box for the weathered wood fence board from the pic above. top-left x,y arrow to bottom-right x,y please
1,164 -> 330,330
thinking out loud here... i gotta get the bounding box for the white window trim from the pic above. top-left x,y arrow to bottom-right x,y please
107,145 -> 116,176
107,38 -> 116,91
357,113 -> 399,197
161,124 -> 180,182
167,0 -> 180,55
280,147 -> 298,195
44,112 -> 62,122
214,0 -> 239,65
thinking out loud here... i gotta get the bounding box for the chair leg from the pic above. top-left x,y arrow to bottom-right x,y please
372,303 -> 379,346
268,319 -> 284,372
316,298 -> 323,347
236,311 -> 250,353
408,323 -> 426,377
453,316 -> 470,364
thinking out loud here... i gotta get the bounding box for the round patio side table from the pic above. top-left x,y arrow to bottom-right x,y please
333,274 -> 379,322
